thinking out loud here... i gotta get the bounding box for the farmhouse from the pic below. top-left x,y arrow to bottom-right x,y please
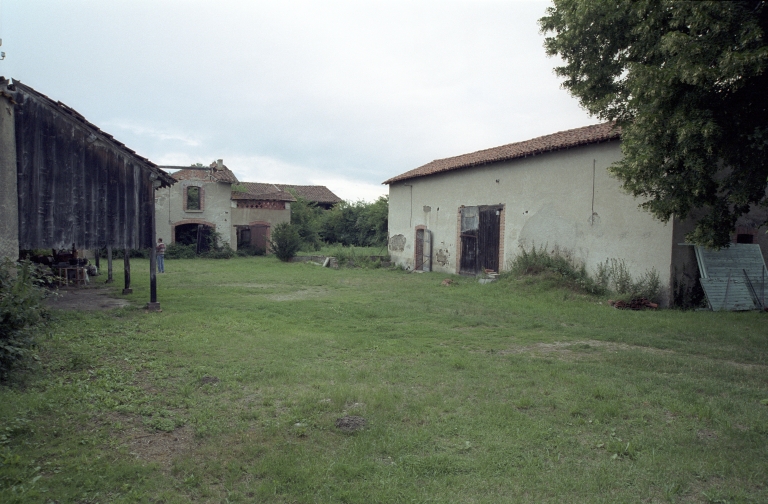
155,163 -> 341,252
384,123 -> 768,306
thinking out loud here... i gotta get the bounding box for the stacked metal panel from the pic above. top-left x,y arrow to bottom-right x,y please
695,244 -> 767,311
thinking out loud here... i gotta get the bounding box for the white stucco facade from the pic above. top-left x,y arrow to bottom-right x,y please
387,140 -> 679,300
154,171 -> 293,251
155,179 -> 236,246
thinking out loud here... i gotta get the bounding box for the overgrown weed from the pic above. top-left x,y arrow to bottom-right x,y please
506,244 -> 662,302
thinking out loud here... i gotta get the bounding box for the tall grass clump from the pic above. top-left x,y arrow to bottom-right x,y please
508,244 -> 662,302
595,258 -> 661,301
508,244 -> 604,295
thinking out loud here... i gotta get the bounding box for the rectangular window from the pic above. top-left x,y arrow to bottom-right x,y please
187,186 -> 201,211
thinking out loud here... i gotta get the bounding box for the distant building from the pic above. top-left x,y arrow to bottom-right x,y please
155,161 -> 341,251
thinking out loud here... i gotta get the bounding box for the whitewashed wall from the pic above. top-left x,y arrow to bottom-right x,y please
387,140 -> 675,299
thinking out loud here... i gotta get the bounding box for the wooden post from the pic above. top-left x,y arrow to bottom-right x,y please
95,249 -> 100,269
122,251 -> 132,294
147,176 -> 161,311
196,224 -> 204,255
106,246 -> 114,283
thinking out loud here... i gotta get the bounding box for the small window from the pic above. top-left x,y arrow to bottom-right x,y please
736,233 -> 754,244
187,186 -> 201,211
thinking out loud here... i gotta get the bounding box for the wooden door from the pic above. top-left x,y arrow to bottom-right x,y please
415,228 -> 432,272
478,205 -> 501,272
459,205 -> 501,274
251,224 -> 269,251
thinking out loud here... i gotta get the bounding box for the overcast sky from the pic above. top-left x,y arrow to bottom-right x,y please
0,0 -> 596,202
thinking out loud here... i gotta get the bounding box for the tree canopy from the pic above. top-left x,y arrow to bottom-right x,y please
540,0 -> 768,247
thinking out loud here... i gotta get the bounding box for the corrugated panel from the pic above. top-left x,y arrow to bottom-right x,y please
700,277 -> 758,311
695,244 -> 767,311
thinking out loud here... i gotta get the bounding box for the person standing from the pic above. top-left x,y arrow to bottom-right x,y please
156,238 -> 166,273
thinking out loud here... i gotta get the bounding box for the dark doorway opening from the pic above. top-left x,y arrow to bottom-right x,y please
459,205 -> 502,275
175,223 -> 213,253
236,224 -> 269,253
415,228 -> 432,271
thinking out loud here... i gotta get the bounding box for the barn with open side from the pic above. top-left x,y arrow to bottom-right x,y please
0,77 -> 176,307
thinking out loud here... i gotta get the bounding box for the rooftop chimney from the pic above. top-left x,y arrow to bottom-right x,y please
216,159 -> 224,170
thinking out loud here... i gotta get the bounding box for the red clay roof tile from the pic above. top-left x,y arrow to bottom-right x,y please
383,123 -> 620,184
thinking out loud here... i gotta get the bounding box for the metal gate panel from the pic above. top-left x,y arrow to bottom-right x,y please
695,244 -> 767,311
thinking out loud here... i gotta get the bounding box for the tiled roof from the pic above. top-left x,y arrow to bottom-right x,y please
383,123 -> 620,184
2,77 -> 176,188
232,182 -> 296,202
168,164 -> 239,184
274,184 -> 342,204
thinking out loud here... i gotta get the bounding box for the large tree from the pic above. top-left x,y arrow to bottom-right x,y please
540,0 -> 768,247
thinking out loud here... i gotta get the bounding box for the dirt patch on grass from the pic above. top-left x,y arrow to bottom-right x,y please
217,283 -> 275,289
128,424 -> 195,470
497,340 -> 662,359
46,286 -> 131,311
266,286 -> 328,301
497,340 -> 767,371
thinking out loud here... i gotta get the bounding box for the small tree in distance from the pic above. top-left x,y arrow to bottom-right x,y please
269,222 -> 302,262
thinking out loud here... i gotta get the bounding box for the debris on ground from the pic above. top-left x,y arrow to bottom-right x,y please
199,375 -> 220,385
609,298 -> 659,310
441,278 -> 454,286
335,415 -> 366,432
478,270 -> 499,284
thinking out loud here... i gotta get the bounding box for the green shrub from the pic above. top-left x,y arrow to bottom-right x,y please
270,223 -> 302,262
203,243 -> 236,260
0,259 -> 51,380
235,246 -> 266,257
166,243 -> 196,259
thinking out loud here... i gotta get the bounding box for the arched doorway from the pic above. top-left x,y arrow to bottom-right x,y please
174,223 -> 214,253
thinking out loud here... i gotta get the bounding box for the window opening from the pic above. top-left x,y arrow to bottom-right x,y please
187,186 -> 201,210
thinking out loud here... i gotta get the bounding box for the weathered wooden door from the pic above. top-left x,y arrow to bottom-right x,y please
415,228 -> 432,271
478,205 -> 501,272
251,224 -> 269,251
459,205 -> 501,274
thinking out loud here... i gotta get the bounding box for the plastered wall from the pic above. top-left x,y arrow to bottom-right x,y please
155,180 -> 234,245
230,203 -> 291,247
388,140 -> 676,301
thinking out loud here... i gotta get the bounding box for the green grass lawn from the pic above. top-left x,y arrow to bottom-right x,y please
1,257 -> 767,503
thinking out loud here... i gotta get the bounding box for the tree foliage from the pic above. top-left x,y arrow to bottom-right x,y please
320,196 -> 389,247
288,195 -> 389,250
289,195 -> 324,251
540,0 -> 768,247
